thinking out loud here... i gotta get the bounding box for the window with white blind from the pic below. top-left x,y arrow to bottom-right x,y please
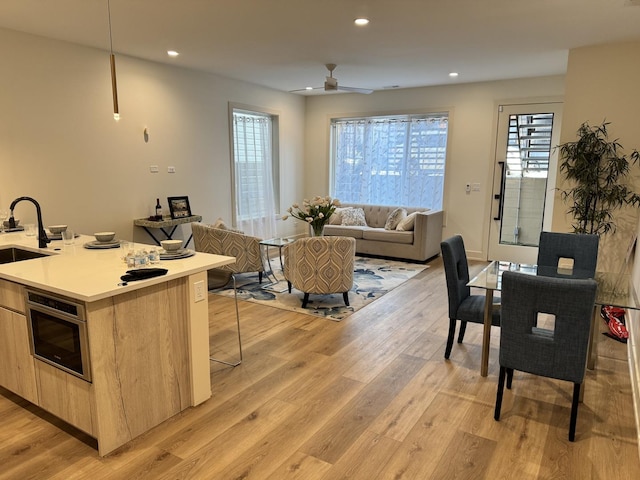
230,107 -> 278,239
330,113 -> 449,209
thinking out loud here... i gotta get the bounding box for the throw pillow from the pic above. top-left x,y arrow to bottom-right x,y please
341,207 -> 367,226
212,218 -> 244,234
384,207 -> 407,230
213,217 -> 228,229
329,207 -> 353,225
396,211 -> 420,231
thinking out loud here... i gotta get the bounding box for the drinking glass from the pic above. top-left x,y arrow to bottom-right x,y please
62,229 -> 75,245
0,210 -> 7,233
24,224 -> 36,237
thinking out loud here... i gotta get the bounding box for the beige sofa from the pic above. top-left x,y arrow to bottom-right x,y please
323,203 -> 443,262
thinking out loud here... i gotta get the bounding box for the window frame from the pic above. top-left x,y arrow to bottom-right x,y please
228,103 -> 280,227
329,110 -> 450,209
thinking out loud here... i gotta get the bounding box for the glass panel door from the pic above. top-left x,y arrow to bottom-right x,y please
488,103 -> 562,263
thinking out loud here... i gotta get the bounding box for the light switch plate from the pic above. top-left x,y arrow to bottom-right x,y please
149,165 -> 159,173
168,166 -> 176,173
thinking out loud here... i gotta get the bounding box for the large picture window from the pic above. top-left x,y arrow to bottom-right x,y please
330,113 -> 448,209
231,107 -> 278,239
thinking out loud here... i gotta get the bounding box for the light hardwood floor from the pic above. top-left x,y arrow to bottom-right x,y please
1,257 -> 639,479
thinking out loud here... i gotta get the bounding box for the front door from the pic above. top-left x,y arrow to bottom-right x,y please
488,103 -> 563,263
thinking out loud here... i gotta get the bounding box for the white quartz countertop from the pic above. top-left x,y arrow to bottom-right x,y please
0,231 -> 235,302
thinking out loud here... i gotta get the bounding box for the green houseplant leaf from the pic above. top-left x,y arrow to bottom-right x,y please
558,121 -> 640,235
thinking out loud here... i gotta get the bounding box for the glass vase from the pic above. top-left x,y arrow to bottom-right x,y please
310,223 -> 325,237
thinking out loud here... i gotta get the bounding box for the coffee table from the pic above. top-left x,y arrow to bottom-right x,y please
259,237 -> 295,287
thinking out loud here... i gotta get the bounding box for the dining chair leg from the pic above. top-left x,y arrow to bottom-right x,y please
457,320 -> 467,343
210,274 -> 243,367
495,366 -> 506,420
301,293 -> 310,308
506,368 -> 514,389
444,318 -> 456,359
343,291 -> 350,306
569,382 -> 581,441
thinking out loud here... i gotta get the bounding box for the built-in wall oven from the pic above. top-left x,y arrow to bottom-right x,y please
25,289 -> 91,382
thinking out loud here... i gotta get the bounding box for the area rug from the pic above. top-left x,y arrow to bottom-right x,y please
209,256 -> 428,321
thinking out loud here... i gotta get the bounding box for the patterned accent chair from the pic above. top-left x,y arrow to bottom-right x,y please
283,236 -> 356,308
191,222 -> 264,283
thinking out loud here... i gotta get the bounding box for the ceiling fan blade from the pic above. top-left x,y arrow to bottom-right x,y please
337,85 -> 374,94
289,86 -> 323,93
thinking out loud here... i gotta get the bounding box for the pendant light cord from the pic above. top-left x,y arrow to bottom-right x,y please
107,0 -> 114,54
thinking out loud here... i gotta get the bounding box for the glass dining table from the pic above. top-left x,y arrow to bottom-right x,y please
468,260 -> 639,377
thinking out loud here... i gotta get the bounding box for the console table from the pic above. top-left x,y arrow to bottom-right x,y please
133,215 -> 202,248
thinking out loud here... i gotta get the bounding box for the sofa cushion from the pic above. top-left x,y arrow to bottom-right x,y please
213,217 -> 244,234
362,228 -> 414,245
341,207 -> 367,226
329,206 -> 353,225
384,207 -> 407,230
323,224 -> 367,239
396,211 -> 419,231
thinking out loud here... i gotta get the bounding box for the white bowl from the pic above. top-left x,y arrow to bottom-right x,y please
161,239 -> 183,251
48,224 -> 68,234
94,231 -> 116,243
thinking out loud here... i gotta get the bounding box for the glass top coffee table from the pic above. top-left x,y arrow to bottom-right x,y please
259,237 -> 296,290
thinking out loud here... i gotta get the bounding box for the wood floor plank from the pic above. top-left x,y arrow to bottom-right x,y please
320,430 -> 402,480
429,430 -> 497,480
196,375 -> 365,479
265,451 -> 332,480
299,354 -> 426,464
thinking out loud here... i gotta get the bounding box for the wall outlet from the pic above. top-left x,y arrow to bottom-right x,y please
149,165 -> 159,173
168,166 -> 176,173
194,280 -> 205,302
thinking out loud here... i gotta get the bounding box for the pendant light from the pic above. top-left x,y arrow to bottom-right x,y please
107,0 -> 120,120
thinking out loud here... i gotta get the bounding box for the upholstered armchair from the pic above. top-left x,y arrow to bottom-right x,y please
283,236 -> 356,308
191,222 -> 264,283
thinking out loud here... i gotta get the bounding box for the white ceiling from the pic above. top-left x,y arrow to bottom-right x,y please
2,0 -> 640,95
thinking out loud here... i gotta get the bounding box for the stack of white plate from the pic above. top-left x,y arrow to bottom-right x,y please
159,248 -> 195,260
84,239 -> 121,249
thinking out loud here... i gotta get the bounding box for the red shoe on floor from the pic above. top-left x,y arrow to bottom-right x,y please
601,305 -> 629,342
601,305 -> 626,322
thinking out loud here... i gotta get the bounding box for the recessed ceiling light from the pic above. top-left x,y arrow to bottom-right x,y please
449,72 -> 459,77
354,18 -> 370,26
167,50 -> 179,57
305,87 -> 313,90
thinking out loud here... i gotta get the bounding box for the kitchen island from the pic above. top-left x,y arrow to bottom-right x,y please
0,231 -> 234,456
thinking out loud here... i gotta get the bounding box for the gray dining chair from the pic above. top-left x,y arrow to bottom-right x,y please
494,271 -> 597,441
536,231 -> 599,279
440,235 -> 501,359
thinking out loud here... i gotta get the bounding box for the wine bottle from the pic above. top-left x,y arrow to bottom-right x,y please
155,198 -> 163,220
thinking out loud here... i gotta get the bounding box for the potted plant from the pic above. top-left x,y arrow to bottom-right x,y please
558,121 -> 640,235
557,121 -> 640,343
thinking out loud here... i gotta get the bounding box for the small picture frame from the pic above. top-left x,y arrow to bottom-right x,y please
167,196 -> 192,219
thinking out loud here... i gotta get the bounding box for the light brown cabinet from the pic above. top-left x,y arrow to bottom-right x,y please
0,270 -> 210,456
0,306 -> 38,404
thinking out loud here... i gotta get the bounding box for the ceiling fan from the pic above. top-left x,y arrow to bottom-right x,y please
292,64 -> 373,94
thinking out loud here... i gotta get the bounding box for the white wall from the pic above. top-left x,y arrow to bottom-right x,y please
552,40 -> 640,458
0,27 -> 306,243
304,77 -> 565,258
552,40 -> 640,273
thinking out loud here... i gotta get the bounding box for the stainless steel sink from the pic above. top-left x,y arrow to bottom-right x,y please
0,247 -> 50,264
